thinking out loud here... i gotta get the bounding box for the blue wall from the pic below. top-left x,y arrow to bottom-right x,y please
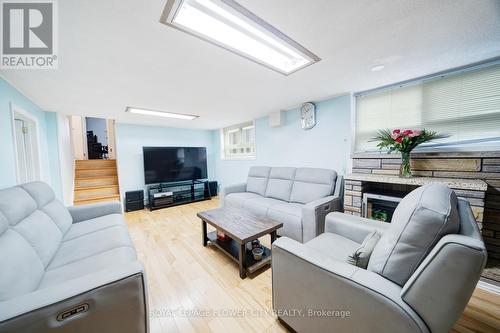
214,94 -> 351,187
115,123 -> 216,200
0,78 -> 63,198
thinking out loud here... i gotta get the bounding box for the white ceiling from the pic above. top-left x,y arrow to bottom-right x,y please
1,0 -> 500,129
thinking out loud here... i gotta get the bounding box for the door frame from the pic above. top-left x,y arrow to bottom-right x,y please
70,115 -> 88,160
10,103 -> 43,184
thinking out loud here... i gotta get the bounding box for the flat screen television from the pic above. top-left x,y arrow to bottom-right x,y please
143,146 -> 208,184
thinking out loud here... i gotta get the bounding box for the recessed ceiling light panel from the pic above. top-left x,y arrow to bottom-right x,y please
160,0 -> 320,75
126,107 -> 199,120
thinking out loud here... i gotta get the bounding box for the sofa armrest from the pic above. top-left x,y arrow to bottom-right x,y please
302,195 -> 342,243
325,212 -> 390,244
67,201 -> 122,223
0,261 -> 148,333
220,183 -> 247,206
221,183 -> 247,196
272,237 -> 428,333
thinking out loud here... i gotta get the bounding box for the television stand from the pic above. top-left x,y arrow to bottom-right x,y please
148,180 -> 212,211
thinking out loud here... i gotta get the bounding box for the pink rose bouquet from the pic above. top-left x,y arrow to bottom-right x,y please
372,129 -> 445,177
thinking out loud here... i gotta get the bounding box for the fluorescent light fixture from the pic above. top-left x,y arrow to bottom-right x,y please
370,64 -> 385,72
160,0 -> 320,75
126,107 -> 199,120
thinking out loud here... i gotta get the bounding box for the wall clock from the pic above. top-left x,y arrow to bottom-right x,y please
300,102 -> 316,130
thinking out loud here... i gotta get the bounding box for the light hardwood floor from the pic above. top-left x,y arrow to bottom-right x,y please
124,198 -> 500,333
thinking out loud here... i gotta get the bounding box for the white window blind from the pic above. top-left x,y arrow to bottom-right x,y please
222,121 -> 256,159
355,63 -> 500,152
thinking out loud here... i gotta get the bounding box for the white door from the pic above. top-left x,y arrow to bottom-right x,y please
12,106 -> 41,184
70,116 -> 88,160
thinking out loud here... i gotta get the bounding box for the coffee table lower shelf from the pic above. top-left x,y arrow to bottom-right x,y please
206,231 -> 271,275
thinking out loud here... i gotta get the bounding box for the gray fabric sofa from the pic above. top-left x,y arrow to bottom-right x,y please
0,182 -> 147,333
222,166 -> 343,243
272,183 -> 487,333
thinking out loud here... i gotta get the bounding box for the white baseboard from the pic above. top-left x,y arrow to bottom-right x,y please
477,279 -> 500,295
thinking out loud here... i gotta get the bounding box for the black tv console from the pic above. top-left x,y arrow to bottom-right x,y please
148,180 -> 213,211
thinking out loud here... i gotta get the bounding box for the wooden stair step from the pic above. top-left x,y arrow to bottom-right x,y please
74,185 -> 119,200
75,168 -> 118,178
75,159 -> 116,170
75,176 -> 118,187
74,194 -> 121,206
75,184 -> 119,191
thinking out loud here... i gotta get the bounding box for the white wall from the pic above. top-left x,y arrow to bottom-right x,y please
114,123 -> 216,200
214,94 -> 351,187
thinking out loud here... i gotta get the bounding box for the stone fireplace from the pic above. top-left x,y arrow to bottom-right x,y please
346,151 -> 500,284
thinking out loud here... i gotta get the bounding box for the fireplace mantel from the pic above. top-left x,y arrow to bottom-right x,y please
346,173 -> 487,191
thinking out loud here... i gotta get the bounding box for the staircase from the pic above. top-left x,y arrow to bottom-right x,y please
74,159 -> 120,205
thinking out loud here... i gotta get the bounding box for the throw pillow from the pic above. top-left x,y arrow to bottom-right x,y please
347,230 -> 381,268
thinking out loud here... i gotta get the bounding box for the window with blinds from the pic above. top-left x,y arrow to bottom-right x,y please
222,121 -> 256,159
355,63 -> 500,152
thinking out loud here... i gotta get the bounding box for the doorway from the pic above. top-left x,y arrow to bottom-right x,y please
11,105 -> 41,184
70,116 -> 116,160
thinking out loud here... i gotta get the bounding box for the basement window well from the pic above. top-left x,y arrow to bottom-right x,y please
160,0 -> 320,75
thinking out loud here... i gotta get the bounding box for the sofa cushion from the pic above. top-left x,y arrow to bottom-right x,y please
0,229 -> 44,301
64,213 -> 125,241
39,246 -> 137,289
246,166 -> 271,196
367,183 -> 460,286
242,197 -> 283,218
305,233 -> 360,262
20,181 -> 55,208
12,210 -> 63,267
225,192 -> 261,208
41,200 -> 73,234
21,182 -> 73,234
48,225 -> 133,269
0,212 -> 7,235
267,202 -> 303,241
290,168 -> 337,204
0,187 -> 37,225
265,167 -> 296,201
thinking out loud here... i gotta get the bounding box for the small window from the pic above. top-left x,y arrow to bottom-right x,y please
222,122 -> 256,159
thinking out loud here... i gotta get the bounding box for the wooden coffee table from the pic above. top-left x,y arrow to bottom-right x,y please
197,207 -> 283,279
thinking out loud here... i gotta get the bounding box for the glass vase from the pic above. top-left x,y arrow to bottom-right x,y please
400,151 -> 412,178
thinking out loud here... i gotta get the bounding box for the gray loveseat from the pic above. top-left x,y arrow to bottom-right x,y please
222,166 -> 343,243
272,183 -> 487,333
0,182 -> 147,333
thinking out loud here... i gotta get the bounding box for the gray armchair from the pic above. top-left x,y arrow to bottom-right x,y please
272,183 -> 486,333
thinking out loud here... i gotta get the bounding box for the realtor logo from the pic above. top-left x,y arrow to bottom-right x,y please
1,0 -> 58,69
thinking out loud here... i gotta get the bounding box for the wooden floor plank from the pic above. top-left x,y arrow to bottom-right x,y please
124,197 -> 500,333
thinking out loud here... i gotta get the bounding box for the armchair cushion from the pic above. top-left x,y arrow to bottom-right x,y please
368,183 -> 460,286
348,230 -> 381,268
305,233 -> 360,262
